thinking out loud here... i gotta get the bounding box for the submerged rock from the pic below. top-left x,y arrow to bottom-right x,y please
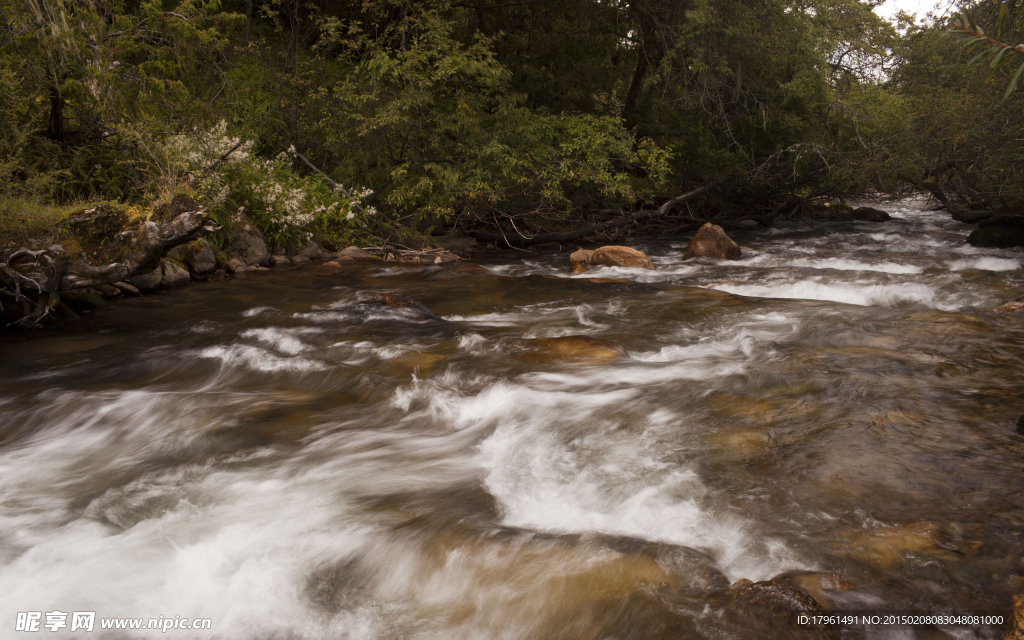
995,293 -> 1024,312
683,223 -> 742,260
839,521 -> 955,570
770,571 -> 854,607
589,245 -> 653,269
314,261 -> 345,275
850,206 -> 892,222
526,335 -> 628,359
362,293 -> 439,321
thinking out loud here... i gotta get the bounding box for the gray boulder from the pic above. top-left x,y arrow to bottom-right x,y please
226,217 -> 270,266
169,238 -> 217,275
336,246 -> 372,260
160,260 -> 191,288
129,264 -> 163,293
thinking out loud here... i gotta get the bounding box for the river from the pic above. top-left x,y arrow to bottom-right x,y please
1,198 -> 1022,638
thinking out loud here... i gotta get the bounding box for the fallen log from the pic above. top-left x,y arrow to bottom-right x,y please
1,197 -> 215,328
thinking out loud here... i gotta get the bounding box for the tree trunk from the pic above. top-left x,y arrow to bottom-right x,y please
244,0 -> 253,42
46,83 -> 64,143
622,7 -> 657,128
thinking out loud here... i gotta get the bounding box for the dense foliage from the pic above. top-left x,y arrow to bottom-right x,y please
0,0 -> 1021,247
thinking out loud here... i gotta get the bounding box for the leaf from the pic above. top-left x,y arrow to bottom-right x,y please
1005,60 -> 1024,99
989,47 -> 1012,69
966,51 -> 987,68
997,3 -> 1008,38
986,47 -> 1016,82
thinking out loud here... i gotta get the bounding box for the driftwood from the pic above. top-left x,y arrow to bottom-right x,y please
466,179 -> 725,246
0,203 -> 215,327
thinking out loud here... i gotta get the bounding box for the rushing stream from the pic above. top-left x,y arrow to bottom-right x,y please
1,198 -> 1023,639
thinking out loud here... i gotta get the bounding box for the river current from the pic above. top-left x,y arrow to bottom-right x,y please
1,198 -> 1023,638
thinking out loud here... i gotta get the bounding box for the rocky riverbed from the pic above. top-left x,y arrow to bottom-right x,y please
1,197 -> 1023,639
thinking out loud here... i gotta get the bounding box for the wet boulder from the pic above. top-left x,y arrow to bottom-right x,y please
337,246 -> 372,260
295,241 -> 326,262
589,246 -> 653,269
160,259 -> 191,288
314,261 -> 345,276
967,215 -> 1024,248
169,238 -> 217,275
113,281 -> 141,297
683,223 -> 741,260
770,571 -> 854,608
226,217 -> 270,266
527,335 -> 629,359
850,206 -> 892,222
226,258 -> 247,274
93,284 -> 122,299
727,579 -> 836,640
60,289 -> 107,313
129,264 -> 163,293
570,248 -> 594,265
270,254 -> 291,267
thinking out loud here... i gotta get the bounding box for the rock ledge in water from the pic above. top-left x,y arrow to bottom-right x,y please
968,215 -> 1024,248
850,206 -> 891,222
683,223 -> 741,260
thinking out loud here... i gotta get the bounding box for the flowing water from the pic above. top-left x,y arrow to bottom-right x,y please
1,199 -> 1023,639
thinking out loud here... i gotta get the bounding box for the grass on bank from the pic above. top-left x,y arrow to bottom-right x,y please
0,197 -> 132,256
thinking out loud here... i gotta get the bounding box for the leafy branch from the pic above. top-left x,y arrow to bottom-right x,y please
953,5 -> 1024,99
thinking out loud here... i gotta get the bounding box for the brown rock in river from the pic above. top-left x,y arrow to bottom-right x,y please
682,223 -> 741,260
337,246 -> 372,260
728,579 -> 837,640
1010,594 -> 1023,640
771,570 -> 854,608
995,293 -> 1024,312
314,261 -> 345,275
570,248 -> 594,266
528,335 -> 628,359
839,521 -> 955,570
590,246 -> 653,269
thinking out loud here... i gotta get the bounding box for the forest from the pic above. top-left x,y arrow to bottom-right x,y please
0,0 -> 1022,252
